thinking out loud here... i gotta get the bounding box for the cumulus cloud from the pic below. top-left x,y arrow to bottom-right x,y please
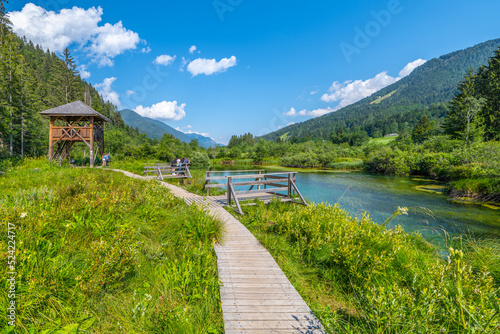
9,3 -> 142,67
189,45 -> 197,54
126,90 -> 135,96
78,65 -> 90,79
283,107 -> 297,116
320,59 -> 427,111
399,58 -> 427,77
321,72 -> 399,105
95,77 -> 121,108
86,21 -> 141,67
134,101 -> 186,121
187,56 -> 237,76
283,107 -> 336,118
153,54 -> 176,66
183,125 -> 192,129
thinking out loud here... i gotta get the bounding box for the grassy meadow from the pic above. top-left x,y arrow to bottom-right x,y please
235,200 -> 500,333
0,159 -> 224,333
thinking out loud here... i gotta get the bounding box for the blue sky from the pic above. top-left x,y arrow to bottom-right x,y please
6,0 -> 500,144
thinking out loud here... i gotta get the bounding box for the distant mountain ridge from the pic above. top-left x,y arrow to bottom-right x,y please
261,38 -> 500,141
119,109 -> 221,148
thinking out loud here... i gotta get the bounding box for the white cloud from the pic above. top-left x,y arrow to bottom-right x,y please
307,107 -> 336,117
78,65 -> 90,79
87,21 -> 141,67
399,58 -> 427,77
183,125 -> 192,129
95,77 -> 121,108
134,101 -> 186,121
310,90 -> 319,95
10,4 -> 102,52
283,107 -> 297,116
154,54 -> 176,66
179,57 -> 188,72
176,127 -> 210,137
187,56 -> 237,76
189,45 -> 197,54
283,107 -> 336,118
9,4 -> 142,67
321,72 -> 399,106
126,90 -> 135,96
320,59 -> 427,112
141,46 -> 151,53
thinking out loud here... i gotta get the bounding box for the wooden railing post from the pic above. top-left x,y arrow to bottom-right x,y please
227,176 -> 232,205
287,173 -> 292,199
206,171 -> 211,196
146,163 -> 149,176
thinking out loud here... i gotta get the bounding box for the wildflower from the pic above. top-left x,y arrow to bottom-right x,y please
397,206 -> 408,215
20,212 -> 27,218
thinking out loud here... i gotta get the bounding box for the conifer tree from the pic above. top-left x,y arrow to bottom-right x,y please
412,115 -> 432,143
444,68 -> 485,143
62,47 -> 77,103
481,49 -> 500,140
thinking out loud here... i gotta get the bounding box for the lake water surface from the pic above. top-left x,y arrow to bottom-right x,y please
207,167 -> 500,242
295,172 -> 500,241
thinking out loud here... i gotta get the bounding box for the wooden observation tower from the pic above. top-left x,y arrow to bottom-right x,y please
40,101 -> 111,167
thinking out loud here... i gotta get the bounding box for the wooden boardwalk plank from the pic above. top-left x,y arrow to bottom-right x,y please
110,169 -> 326,334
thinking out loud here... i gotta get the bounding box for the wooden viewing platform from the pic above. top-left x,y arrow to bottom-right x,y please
40,101 -> 111,167
204,170 -> 308,215
111,169 -> 326,333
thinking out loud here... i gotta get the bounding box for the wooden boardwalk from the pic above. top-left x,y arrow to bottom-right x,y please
111,170 -> 326,333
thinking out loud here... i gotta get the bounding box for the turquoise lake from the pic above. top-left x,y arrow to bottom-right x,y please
206,167 -> 500,243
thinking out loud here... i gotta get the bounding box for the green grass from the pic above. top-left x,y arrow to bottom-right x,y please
369,136 -> 398,145
369,89 -> 398,105
235,200 -> 500,333
0,159 -> 224,333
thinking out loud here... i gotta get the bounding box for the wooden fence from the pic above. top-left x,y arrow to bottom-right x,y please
204,170 -> 307,214
144,163 -> 192,180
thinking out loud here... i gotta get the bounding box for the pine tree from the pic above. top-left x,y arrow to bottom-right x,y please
62,47 -> 77,104
0,18 -> 20,156
444,68 -> 485,142
481,48 -> 500,140
412,115 -> 432,143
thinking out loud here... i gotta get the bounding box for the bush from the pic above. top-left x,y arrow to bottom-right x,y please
190,152 -> 210,166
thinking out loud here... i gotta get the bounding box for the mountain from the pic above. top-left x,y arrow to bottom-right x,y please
119,109 -> 220,148
261,38 -> 500,141
185,132 -> 220,149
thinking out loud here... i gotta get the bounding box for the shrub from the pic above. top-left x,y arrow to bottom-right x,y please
190,152 -> 210,166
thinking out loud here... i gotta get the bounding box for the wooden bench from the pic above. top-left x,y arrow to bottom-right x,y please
144,163 -> 192,180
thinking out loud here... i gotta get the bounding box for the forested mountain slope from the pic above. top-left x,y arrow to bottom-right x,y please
119,109 -> 220,148
261,38 -> 500,141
